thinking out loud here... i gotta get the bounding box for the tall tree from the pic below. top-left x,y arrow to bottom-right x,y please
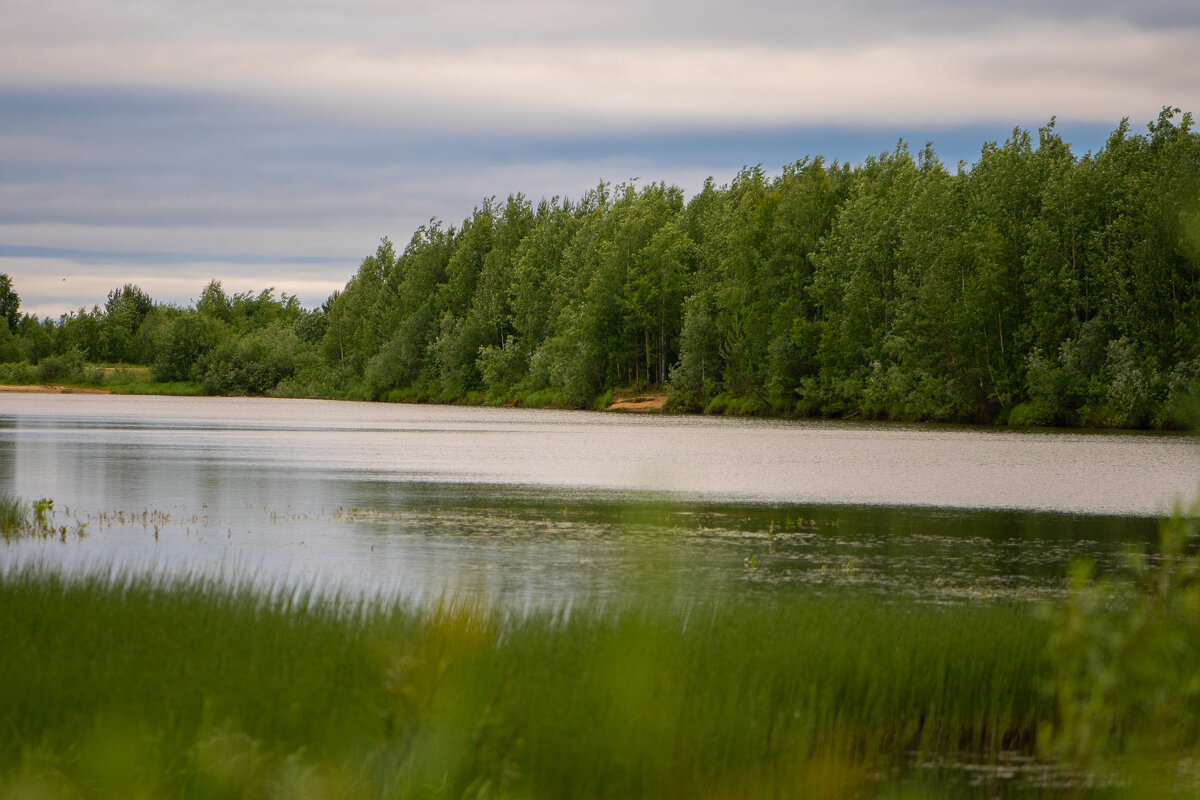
0,274 -> 19,334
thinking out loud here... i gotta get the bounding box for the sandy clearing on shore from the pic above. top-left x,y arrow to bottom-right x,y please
606,393 -> 667,412
0,384 -> 112,395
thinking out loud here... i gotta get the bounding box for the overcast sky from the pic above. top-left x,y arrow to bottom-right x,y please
3,0 -> 1197,317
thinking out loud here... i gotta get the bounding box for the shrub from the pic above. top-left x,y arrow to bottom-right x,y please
1044,501 -> 1200,761
35,351 -> 83,383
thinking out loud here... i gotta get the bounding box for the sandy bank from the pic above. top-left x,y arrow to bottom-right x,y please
606,392 -> 667,412
0,384 -> 112,395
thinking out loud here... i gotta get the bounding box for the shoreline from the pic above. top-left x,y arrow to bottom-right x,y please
0,384 -> 112,395
0,382 -> 1190,433
0,382 -> 672,411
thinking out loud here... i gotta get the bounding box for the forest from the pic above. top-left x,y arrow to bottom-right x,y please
2,108 -> 1199,428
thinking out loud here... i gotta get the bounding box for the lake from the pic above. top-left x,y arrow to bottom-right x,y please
2,392 -> 1197,605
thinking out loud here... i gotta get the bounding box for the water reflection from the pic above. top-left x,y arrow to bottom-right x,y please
1,473 -> 1159,606
0,393 -> 1183,605
0,416 -> 13,497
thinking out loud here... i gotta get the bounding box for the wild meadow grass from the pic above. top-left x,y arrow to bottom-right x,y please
0,567 -> 1053,799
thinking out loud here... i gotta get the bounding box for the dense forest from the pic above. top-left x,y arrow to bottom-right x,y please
3,108 -> 1199,428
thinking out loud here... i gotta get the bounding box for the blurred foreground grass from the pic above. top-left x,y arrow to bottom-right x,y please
0,567 -> 1051,799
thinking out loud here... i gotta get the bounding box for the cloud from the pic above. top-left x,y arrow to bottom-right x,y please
8,0 -> 1200,53
2,3 -> 1194,131
2,256 -> 348,318
2,0 -> 1194,317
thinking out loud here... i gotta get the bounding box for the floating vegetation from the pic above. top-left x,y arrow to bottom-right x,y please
0,496 -> 1152,606
0,495 -> 85,542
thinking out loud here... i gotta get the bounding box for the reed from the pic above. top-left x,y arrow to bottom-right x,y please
0,567 -> 1052,798
0,494 -> 28,536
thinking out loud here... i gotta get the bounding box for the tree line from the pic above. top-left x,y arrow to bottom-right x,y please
2,108 -> 1198,427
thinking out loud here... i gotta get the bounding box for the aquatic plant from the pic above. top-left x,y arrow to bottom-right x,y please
0,496 -> 83,542
0,568 -> 1051,798
0,494 -> 28,536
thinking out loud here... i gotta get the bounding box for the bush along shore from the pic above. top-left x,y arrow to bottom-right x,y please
3,499 -> 1200,796
3,109 -> 1200,427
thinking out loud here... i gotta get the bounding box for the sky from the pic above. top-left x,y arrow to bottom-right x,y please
2,0 -> 1197,317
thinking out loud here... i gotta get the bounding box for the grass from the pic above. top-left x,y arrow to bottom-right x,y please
0,495 -> 75,541
0,361 -> 204,396
95,365 -> 204,396
0,568 -> 1054,799
107,378 -> 203,396
0,494 -> 28,535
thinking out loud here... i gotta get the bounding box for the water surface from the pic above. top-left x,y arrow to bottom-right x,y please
1,393 -> 1194,604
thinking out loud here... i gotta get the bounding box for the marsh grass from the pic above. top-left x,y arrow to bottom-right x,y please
0,496 -> 87,543
0,567 -> 1054,798
0,494 -> 28,536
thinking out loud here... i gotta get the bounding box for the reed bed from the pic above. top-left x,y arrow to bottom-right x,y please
0,566 -> 1053,799
0,494 -> 27,536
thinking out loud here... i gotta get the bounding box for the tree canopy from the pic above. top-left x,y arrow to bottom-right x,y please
4,109 -> 1199,428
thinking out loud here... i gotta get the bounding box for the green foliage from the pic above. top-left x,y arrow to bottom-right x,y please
668,297 -> 721,410
1044,502 -> 1200,763
0,273 -> 19,333
0,318 -> 22,363
292,307 -> 327,345
196,279 -> 233,323
0,569 -> 1051,798
35,349 -> 84,383
198,325 -> 311,396
15,315 -> 54,364
0,361 -> 36,384
476,336 -> 525,396
100,284 -> 155,363
0,495 -> 28,536
153,312 -> 221,382
53,307 -> 104,361
0,496 -> 63,540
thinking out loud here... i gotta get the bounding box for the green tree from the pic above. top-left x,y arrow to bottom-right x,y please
100,284 -> 155,363
625,218 -> 693,385
810,144 -> 920,415
507,198 -> 577,386
0,274 -> 19,334
153,312 -> 221,382
668,296 -> 722,409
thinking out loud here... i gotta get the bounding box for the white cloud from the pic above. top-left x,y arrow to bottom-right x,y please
2,13 -> 1194,132
2,256 -> 348,317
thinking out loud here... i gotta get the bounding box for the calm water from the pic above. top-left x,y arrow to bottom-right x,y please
2,392 -> 1197,604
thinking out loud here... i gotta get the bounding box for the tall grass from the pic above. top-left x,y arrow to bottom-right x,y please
0,494 -> 28,536
0,567 -> 1052,798
0,496 -> 79,541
